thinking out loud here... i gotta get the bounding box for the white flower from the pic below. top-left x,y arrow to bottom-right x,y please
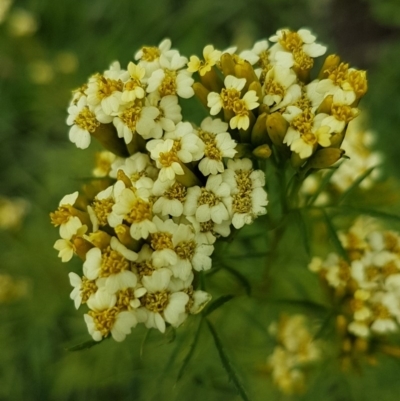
144,93 -> 182,138
83,237 -> 138,294
184,174 -> 230,224
141,268 -> 189,332
283,106 -> 332,159
320,90 -> 359,134
146,138 -> 184,182
269,28 -> 326,70
50,191 -> 82,240
67,96 -> 101,149
85,288 -> 137,342
108,186 -> 156,240
86,62 -> 129,116
222,159 -> 268,228
263,66 -> 301,111
68,272 -> 97,309
135,38 -> 178,77
121,62 -> 146,103
53,224 -> 87,262
187,45 -> 222,76
197,117 -> 237,176
113,101 -> 159,143
207,75 -> 259,130
147,53 -> 194,99
152,179 -> 187,217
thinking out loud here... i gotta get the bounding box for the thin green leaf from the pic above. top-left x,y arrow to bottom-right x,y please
295,209 -> 311,257
331,206 -> 400,224
307,161 -> 345,206
266,298 -> 329,313
222,265 -> 252,295
176,318 -> 203,381
338,165 -> 378,204
203,295 -> 234,317
321,210 -> 350,262
206,319 -> 251,401
66,337 -> 108,352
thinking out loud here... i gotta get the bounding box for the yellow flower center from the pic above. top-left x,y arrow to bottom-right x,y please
116,288 -> 136,310
100,246 -> 130,277
74,106 -> 100,133
293,48 -> 313,71
264,78 -> 285,99
151,232 -> 173,251
92,198 -> 114,226
141,46 -> 161,62
175,240 -> 196,260
120,103 -> 143,131
291,108 -> 314,136
50,206 -> 73,227
279,31 -> 303,52
200,220 -> 215,233
126,198 -> 152,224
97,75 -> 123,99
220,88 -> 241,110
331,104 -> 356,123
134,260 -> 155,277
328,63 -> 349,86
232,193 -> 252,214
159,70 -> 177,97
346,70 -> 367,98
142,291 -> 169,313
88,307 -> 118,337
80,277 -> 97,304
164,182 -> 187,202
198,188 -> 220,207
159,140 -> 181,167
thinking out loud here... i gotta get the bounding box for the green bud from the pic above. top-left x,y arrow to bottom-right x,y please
253,144 -> 272,159
251,112 -> 270,146
318,54 -> 341,80
200,67 -> 223,93
193,82 -> 210,109
266,112 -> 288,147
220,53 -> 236,76
92,124 -> 129,157
308,148 -> 344,169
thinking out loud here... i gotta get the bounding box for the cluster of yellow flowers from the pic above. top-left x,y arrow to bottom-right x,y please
50,28 -> 368,343
310,218 -> 400,364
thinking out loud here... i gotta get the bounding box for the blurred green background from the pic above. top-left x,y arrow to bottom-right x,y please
1,0 -> 400,400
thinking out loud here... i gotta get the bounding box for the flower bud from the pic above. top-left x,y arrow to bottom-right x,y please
91,123 -> 129,157
316,95 -> 333,115
251,112 -> 270,146
234,61 -> 258,90
200,67 -> 223,93
193,82 -> 210,109
266,112 -> 288,147
253,144 -> 272,159
85,230 -> 111,249
318,54 -> 341,80
220,53 -> 235,76
73,236 -> 94,260
115,224 -> 141,251
308,148 -> 344,169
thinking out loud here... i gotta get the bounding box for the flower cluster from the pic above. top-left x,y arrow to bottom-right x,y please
310,218 -> 400,339
266,314 -> 321,394
51,38 -> 270,342
301,117 -> 382,205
